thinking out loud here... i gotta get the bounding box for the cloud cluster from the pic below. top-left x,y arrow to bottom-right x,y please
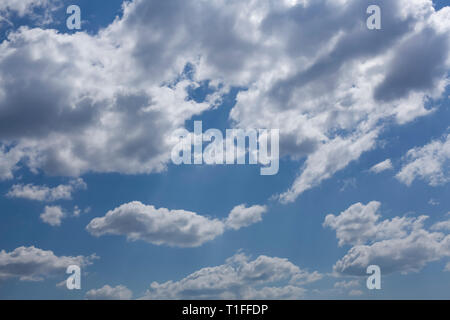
0,0 -> 51,17
6,178 -> 86,202
86,202 -> 266,247
325,202 -> 450,275
141,252 -> 321,299
86,285 -> 133,300
0,246 -> 97,282
397,133 -> 450,186
0,0 -> 446,200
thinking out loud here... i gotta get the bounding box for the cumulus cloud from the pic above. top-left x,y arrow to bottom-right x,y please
326,202 -> 450,275
225,204 -> 267,230
0,246 -> 97,282
323,201 -> 427,247
396,133 -> 450,186
40,205 -> 65,226
0,146 -> 23,180
0,0 -> 51,17
86,285 -> 133,300
370,159 -> 393,174
431,215 -> 450,231
141,252 -> 321,299
86,202 -> 266,247
279,131 -> 379,203
6,178 -> 86,202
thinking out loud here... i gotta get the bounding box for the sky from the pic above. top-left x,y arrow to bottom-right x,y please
0,0 -> 449,300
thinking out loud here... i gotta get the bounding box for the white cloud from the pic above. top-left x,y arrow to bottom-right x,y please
86,285 -> 132,300
431,215 -> 450,231
428,198 -> 440,206
141,252 -> 321,299
225,204 -> 267,230
86,201 -> 224,248
86,202 -> 267,247
0,246 -> 97,281
279,130 -> 379,203
0,0 -> 51,17
349,289 -> 364,296
327,202 -> 450,275
324,201 -> 426,247
396,134 -> 450,186
6,178 -> 86,202
370,159 -> 393,174
334,230 -> 450,275
0,146 -> 23,180
334,279 -> 360,289
40,205 -> 65,226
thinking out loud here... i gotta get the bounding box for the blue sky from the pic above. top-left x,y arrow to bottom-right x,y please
0,0 -> 450,300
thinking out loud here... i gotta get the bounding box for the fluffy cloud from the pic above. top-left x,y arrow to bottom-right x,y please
370,159 -> 393,174
141,252 -> 321,299
86,285 -> 133,300
40,205 -> 65,226
6,178 -> 86,202
431,215 -> 450,231
334,279 -> 360,289
0,246 -> 97,281
229,0 -> 450,202
0,24 -> 212,177
279,131 -> 379,203
323,201 -> 427,247
0,0 -> 51,17
86,202 -> 266,247
326,202 -> 450,275
396,133 -> 450,186
225,204 -> 267,230
0,146 -> 22,180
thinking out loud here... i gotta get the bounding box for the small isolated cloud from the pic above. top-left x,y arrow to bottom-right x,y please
326,202 -> 450,276
6,178 -> 86,202
141,252 -> 321,300
40,205 -> 65,226
0,246 -> 97,282
86,202 -> 267,248
225,204 -> 267,230
396,134 -> 450,186
73,205 -> 90,217
445,262 -> 450,272
428,199 -> 440,206
370,159 -> 393,174
86,285 -> 132,300
349,289 -> 364,297
334,280 -> 360,289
